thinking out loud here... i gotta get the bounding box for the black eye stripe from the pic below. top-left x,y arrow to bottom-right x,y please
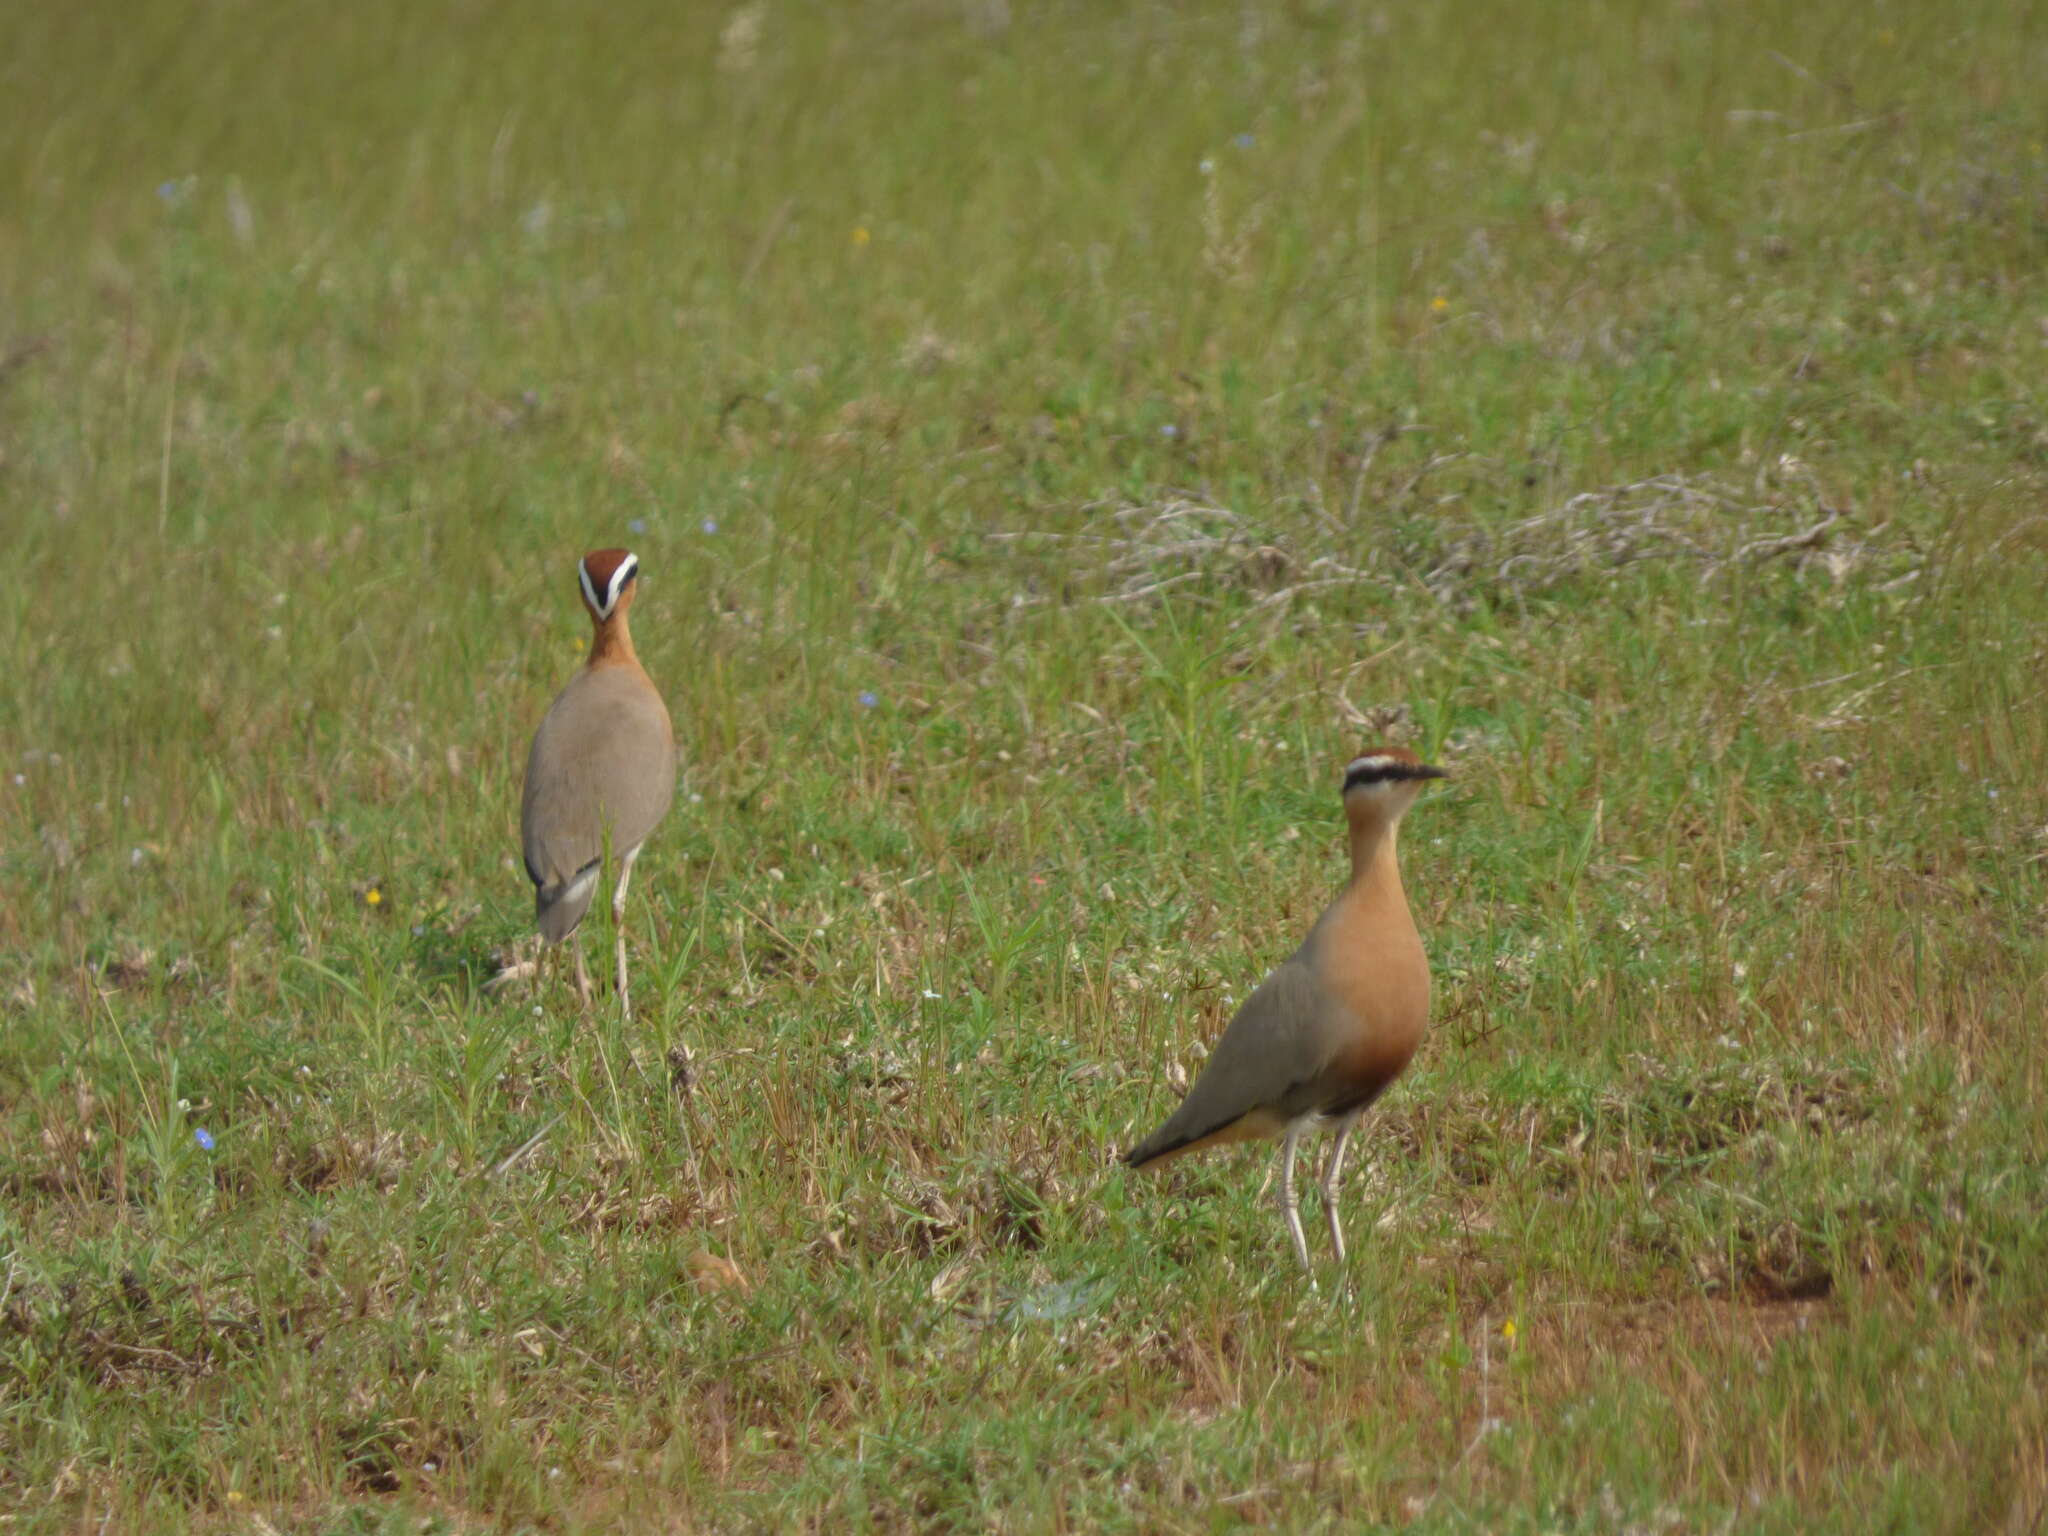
1344,761 -> 1446,791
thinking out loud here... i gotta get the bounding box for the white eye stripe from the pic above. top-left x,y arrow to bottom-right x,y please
606,554 -> 638,611
1346,755 -> 1399,777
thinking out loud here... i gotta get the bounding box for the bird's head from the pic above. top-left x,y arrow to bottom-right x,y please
1339,744 -> 1448,822
578,549 -> 640,622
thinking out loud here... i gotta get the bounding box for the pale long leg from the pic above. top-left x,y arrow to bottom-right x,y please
572,932 -> 592,1009
612,845 -> 642,1021
1320,1110 -> 1367,1264
1278,1119 -> 1313,1272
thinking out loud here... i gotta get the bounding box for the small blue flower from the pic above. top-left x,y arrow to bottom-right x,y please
1233,132 -> 1256,149
1160,423 -> 1179,439
157,181 -> 179,202
628,518 -> 648,535
700,518 -> 719,535
193,1128 -> 215,1152
857,691 -> 879,709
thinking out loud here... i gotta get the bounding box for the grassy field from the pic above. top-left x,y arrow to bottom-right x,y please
3,0 -> 2046,1528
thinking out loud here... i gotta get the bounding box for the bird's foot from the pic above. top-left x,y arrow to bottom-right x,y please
484,959 -> 539,992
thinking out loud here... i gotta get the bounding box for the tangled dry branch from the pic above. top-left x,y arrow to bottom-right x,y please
1421,471 -> 1914,604
998,470 -> 1919,614
989,499 -> 1378,610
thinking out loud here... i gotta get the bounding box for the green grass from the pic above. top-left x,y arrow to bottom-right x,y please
3,0 -> 2047,1528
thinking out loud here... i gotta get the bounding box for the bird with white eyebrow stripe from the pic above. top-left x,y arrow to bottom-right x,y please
1123,744 -> 1448,1271
508,547 -> 676,1018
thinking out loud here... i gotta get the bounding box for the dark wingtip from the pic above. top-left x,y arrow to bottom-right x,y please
533,858 -> 602,943
1122,1128 -> 1189,1170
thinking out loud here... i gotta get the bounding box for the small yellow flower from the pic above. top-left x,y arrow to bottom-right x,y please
573,634 -> 587,652
225,1491 -> 248,1507
1501,1318 -> 1518,1341
1876,27 -> 1895,45
1430,295 -> 1450,314
364,888 -> 383,908
851,225 -> 871,248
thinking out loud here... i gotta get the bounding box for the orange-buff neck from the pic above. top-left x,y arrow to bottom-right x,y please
588,611 -> 640,669
1344,802 -> 1403,894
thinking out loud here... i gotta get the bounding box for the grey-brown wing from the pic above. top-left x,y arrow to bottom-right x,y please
1124,954 -> 1345,1164
520,670 -> 675,936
